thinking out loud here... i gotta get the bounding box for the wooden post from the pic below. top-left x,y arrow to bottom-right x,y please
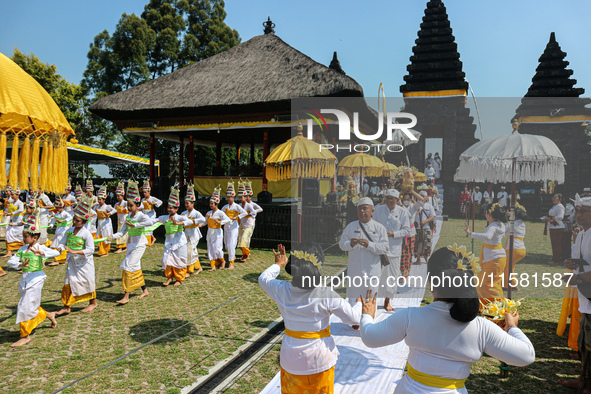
235,143 -> 241,167
331,136 -> 337,192
188,135 -> 194,184
215,132 -> 222,168
179,136 -> 184,186
149,133 -> 155,188
250,140 -> 255,167
262,131 -> 269,191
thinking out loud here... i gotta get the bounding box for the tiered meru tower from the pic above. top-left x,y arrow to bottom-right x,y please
399,0 -> 477,216
514,32 -> 591,199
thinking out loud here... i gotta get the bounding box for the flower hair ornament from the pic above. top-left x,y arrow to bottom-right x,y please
291,250 -> 322,269
515,202 -> 526,213
488,202 -> 503,214
447,243 -> 481,275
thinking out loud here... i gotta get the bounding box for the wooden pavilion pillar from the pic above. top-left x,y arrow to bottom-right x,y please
235,143 -> 241,166
149,133 -> 155,188
215,132 -> 222,168
262,131 -> 269,191
188,135 -> 194,184
179,136 -> 184,186
250,140 -> 255,167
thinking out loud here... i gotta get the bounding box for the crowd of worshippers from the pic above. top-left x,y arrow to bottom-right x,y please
259,188 -> 542,393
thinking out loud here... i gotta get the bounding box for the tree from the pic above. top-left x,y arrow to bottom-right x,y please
81,1 -> 241,181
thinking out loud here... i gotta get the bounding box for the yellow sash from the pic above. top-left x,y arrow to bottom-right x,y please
406,364 -> 466,389
225,210 -> 240,220
483,243 -> 503,250
96,211 -> 109,219
284,326 -> 331,339
116,206 -> 128,214
142,201 -> 154,210
63,200 -> 74,207
207,216 -> 221,229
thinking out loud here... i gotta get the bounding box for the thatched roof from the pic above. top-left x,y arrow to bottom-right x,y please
90,33 -> 365,121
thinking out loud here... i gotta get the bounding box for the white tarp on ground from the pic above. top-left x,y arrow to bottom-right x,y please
260,216 -> 443,393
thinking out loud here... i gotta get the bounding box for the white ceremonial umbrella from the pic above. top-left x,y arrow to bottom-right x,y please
455,127 -> 566,301
383,128 -> 422,166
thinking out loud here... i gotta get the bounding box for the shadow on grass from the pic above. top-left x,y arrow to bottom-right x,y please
129,318 -> 192,344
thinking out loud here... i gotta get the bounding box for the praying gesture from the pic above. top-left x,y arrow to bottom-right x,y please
360,289 -> 377,318
273,244 -> 288,268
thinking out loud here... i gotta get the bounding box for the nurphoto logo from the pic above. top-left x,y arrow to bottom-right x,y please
303,109 -> 419,152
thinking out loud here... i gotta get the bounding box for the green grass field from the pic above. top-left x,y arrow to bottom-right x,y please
0,219 -> 583,393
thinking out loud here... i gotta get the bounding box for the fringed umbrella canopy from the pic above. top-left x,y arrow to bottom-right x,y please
454,132 -> 566,184
382,128 -> 422,148
264,132 -> 336,182
0,52 -> 73,193
382,162 -> 398,176
338,153 -> 385,177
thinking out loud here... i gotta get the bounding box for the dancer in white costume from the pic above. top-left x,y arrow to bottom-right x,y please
140,179 -> 163,247
181,182 -> 205,277
2,187 -> 25,258
108,180 -> 153,304
94,183 -> 117,257
221,180 -> 247,270
259,243 -> 362,393
360,247 -> 535,394
55,197 -> 98,315
47,197 -> 72,266
156,186 -> 193,287
6,208 -> 59,347
206,185 -> 231,270
114,181 -> 128,254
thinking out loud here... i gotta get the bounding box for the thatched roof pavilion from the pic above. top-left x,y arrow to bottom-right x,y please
90,18 -> 378,192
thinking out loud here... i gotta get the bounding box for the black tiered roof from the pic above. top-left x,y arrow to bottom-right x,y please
400,0 -> 468,94
525,32 -> 584,98
516,32 -> 591,118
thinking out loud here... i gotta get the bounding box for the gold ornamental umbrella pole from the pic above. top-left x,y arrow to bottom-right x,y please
382,160 -> 398,188
337,152 -> 386,196
0,53 -> 74,193
264,127 -> 337,243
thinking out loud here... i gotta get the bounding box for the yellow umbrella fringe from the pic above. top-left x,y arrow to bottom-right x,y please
18,135 -> 30,191
40,140 -> 48,192
0,132 -> 6,189
8,134 -> 19,189
50,142 -> 58,193
59,142 -> 68,191
29,137 -> 40,191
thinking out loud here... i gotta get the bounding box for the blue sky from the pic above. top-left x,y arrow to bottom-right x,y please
2,0 -> 590,160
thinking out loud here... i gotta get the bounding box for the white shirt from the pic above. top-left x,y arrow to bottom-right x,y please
363,183 -> 370,195
58,227 -> 96,296
548,203 -> 565,229
573,229 -> 591,314
505,220 -> 526,250
497,191 -> 508,206
206,209 -> 231,241
424,167 -> 435,179
221,202 -> 248,232
156,214 -> 193,252
402,202 -> 420,237
239,202 -> 258,229
473,191 -> 482,204
182,208 -> 206,244
140,196 -> 163,222
259,264 -> 362,375
483,191 -> 494,204
370,186 -> 380,196
360,302 -> 535,393
339,219 -> 389,300
112,211 -> 153,249
115,200 -> 128,224
416,202 -> 436,229
373,204 -> 411,257
470,221 -> 506,263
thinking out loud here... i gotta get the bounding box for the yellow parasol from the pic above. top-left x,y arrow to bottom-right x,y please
382,162 -> 398,177
265,130 -> 336,181
264,128 -> 337,243
0,52 -> 73,193
338,152 -> 386,178
414,171 -> 427,182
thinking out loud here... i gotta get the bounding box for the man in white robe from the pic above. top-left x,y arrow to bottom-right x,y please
373,189 -> 411,311
339,197 -> 389,321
